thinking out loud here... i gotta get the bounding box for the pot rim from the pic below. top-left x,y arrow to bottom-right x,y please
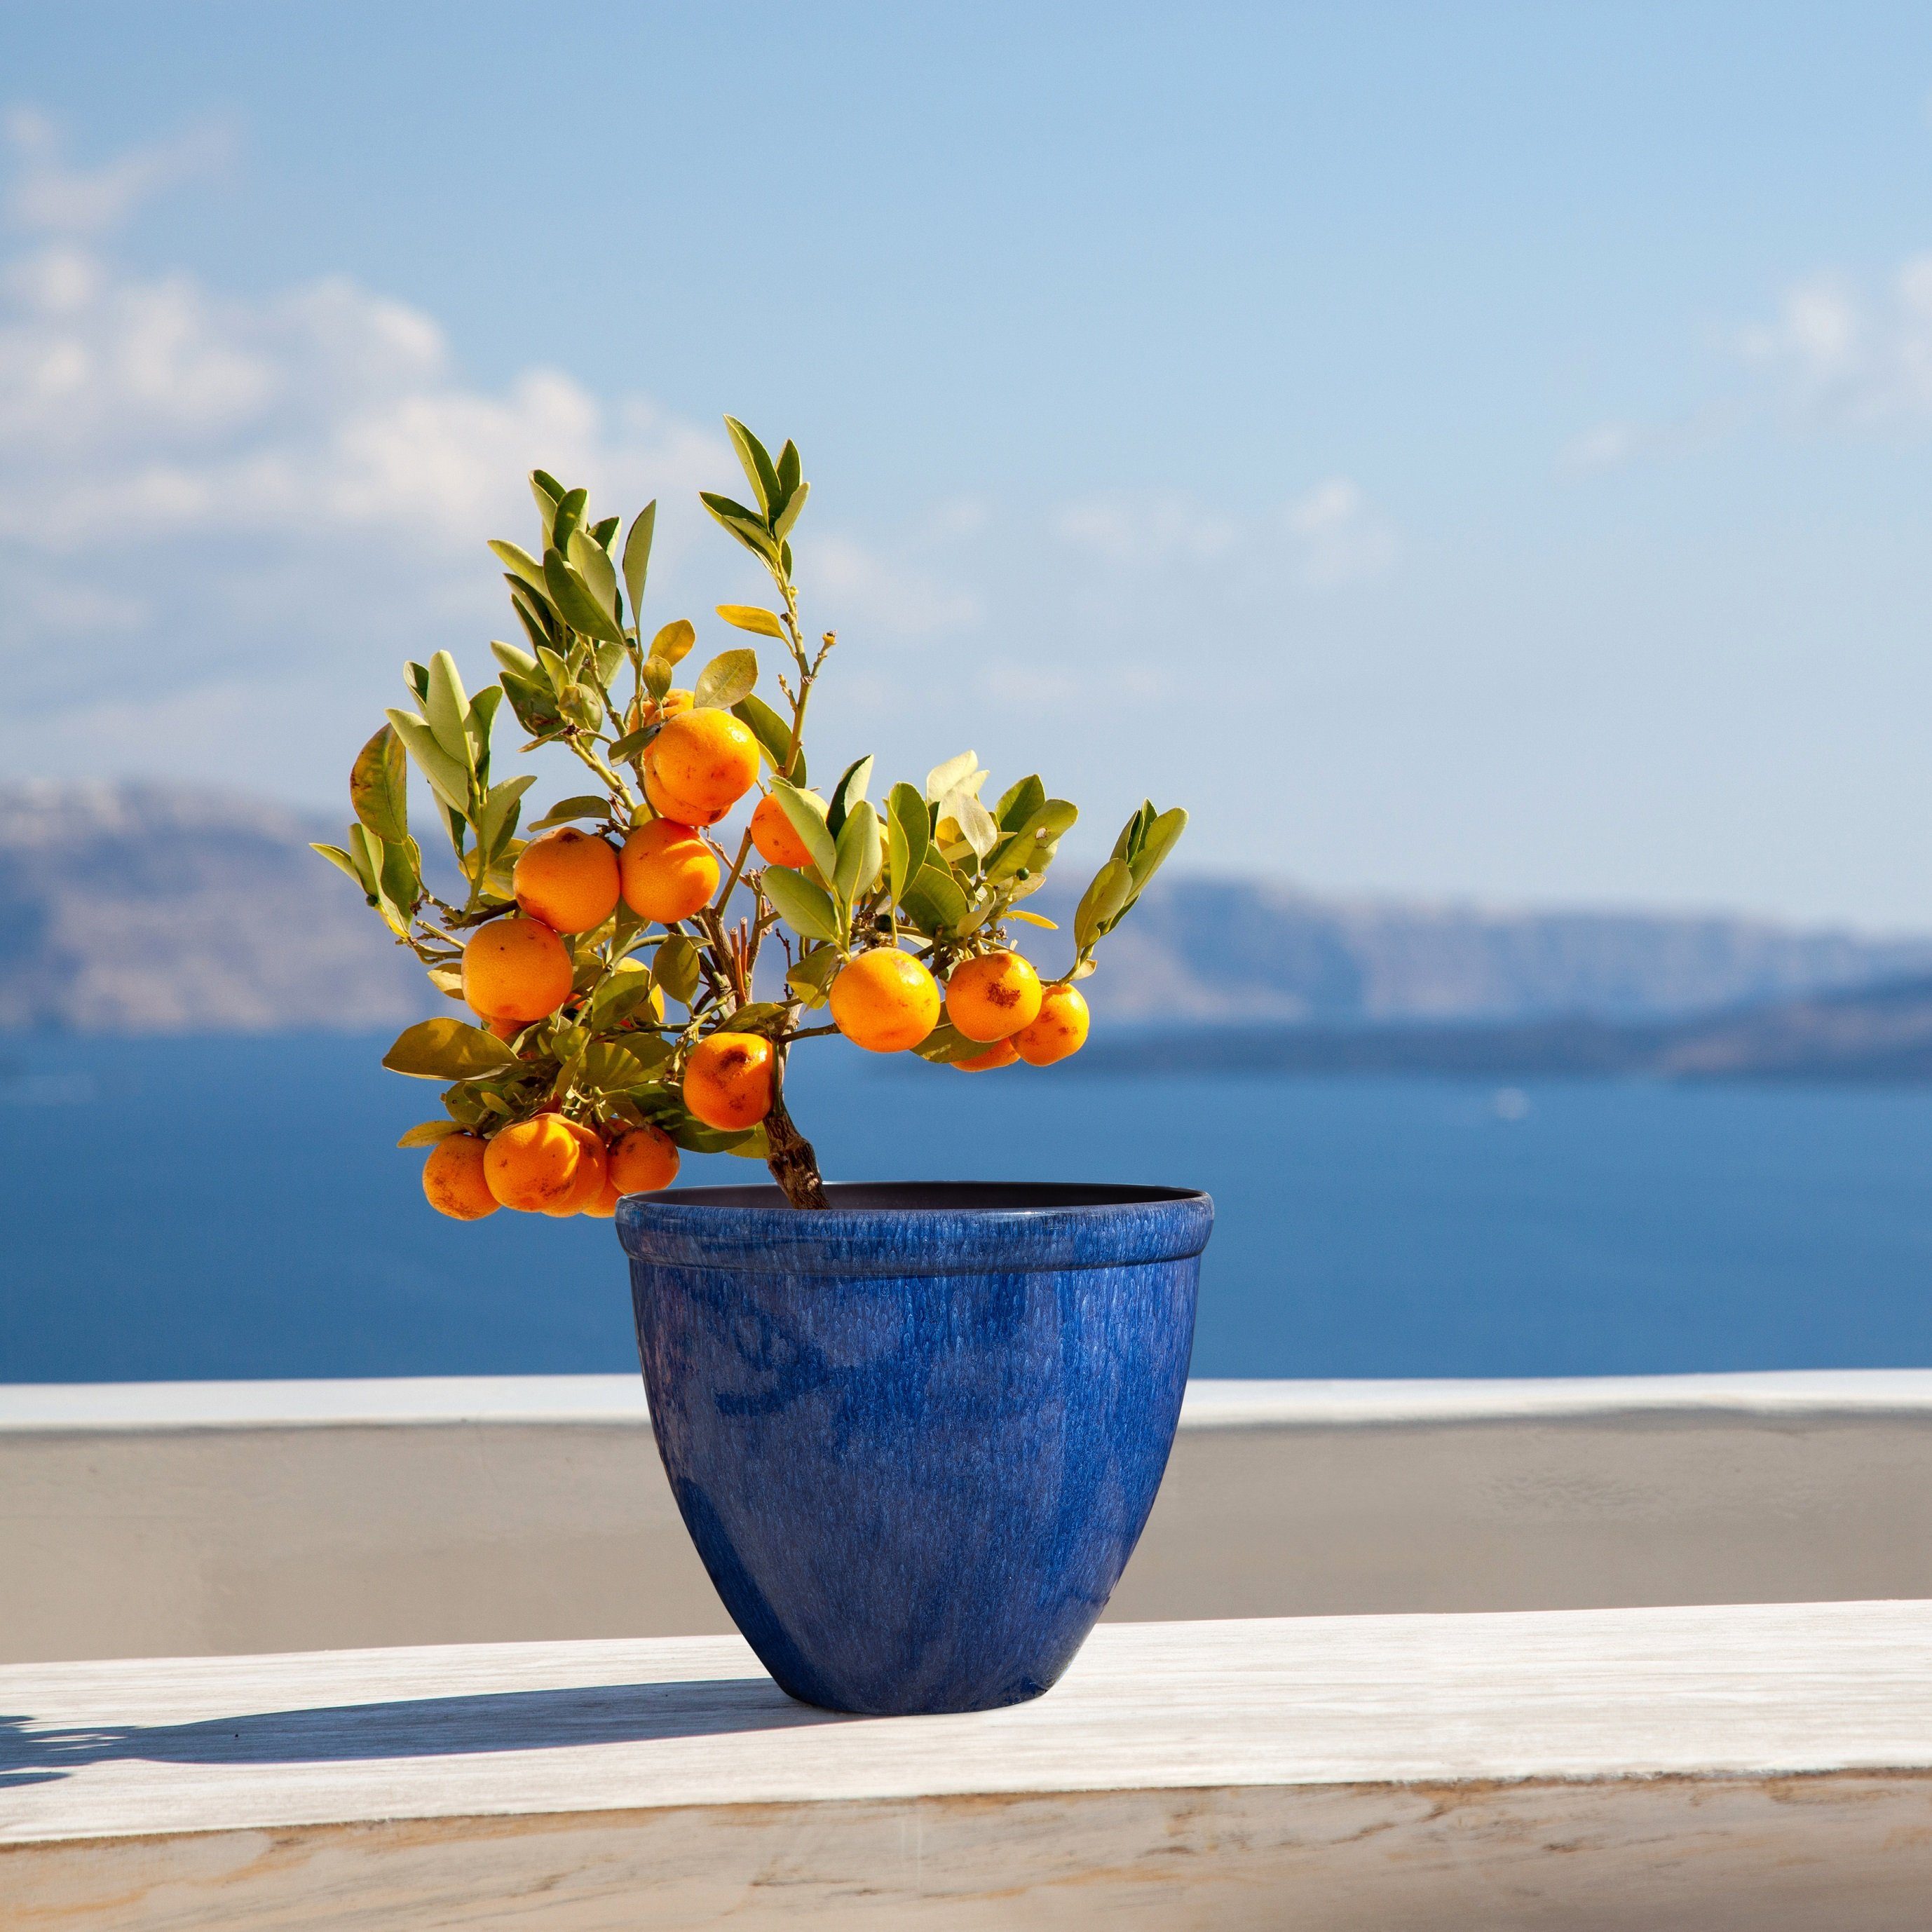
615,1181 -> 1213,1275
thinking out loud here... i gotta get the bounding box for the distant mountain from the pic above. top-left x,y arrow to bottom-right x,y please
4,781 -> 1931,1040
0,783 -> 425,1033
1077,974 -> 1932,1084
1038,875 -> 1932,1026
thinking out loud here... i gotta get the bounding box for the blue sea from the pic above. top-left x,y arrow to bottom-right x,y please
4,1033 -> 1931,1383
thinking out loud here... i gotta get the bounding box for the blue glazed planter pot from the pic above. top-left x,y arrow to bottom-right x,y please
616,1181 -> 1211,1716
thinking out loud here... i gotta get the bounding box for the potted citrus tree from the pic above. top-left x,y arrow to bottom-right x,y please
317,421 -> 1210,1714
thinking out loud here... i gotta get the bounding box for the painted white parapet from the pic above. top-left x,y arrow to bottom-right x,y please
4,1371 -> 1932,1664
8,1603 -> 1932,1927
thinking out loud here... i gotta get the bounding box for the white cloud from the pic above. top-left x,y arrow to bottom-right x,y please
1572,250 -> 1932,470
1281,478 -> 1399,587
4,107 -> 232,236
1055,479 -> 1396,589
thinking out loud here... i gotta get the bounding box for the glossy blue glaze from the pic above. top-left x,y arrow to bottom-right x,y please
617,1181 -> 1211,1715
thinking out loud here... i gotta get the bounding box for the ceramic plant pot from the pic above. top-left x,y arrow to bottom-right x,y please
617,1181 -> 1212,1715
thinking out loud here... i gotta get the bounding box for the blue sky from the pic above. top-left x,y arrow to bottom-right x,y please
7,4 -> 1932,925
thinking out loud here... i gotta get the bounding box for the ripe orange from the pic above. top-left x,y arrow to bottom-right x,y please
644,762 -> 727,829
463,916 -> 575,1024
513,827 -> 620,934
620,819 -> 719,923
749,792 -> 814,869
608,1124 -> 681,1195
422,1132 -> 498,1218
581,1175 -> 623,1218
543,1119 -> 610,1216
944,951 -> 1043,1042
954,1038 -> 1019,1073
683,1032 -> 774,1129
1014,984 -> 1090,1066
644,710 -> 759,824
830,949 -> 941,1053
483,1115 -> 589,1212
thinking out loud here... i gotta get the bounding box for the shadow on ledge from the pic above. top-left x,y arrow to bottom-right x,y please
0,1675 -> 845,1785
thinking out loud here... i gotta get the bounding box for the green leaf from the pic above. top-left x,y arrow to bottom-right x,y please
886,783 -> 930,902
834,800 -> 883,908
733,693 -> 803,781
722,1000 -> 789,1033
508,583 -> 558,651
826,755 -> 874,838
488,540 -> 547,595
379,834 -> 421,913
761,864 -> 841,944
768,777 -> 838,878
467,685 -> 501,782
985,798 -> 1080,884
552,486 -> 587,557
700,491 -> 780,564
1075,857 -> 1136,952
900,862 -> 970,935
397,1119 -> 461,1149
385,709 -> 471,817
714,604 -> 787,639
787,944 -> 840,1008
491,639 -> 538,680
529,470 -> 563,547
479,773 -> 537,859
425,651 -> 474,771
311,842 -> 365,890
1112,802 -> 1154,864
912,1019 -> 993,1066
650,618 -> 696,665
543,547 -> 626,646
640,656 -> 674,703
526,794 -> 612,832
623,502 -> 657,627
651,934 -> 703,1005
994,774 -> 1045,832
1127,806 -> 1188,897
773,478 -> 809,540
382,1018 -> 519,1080
587,967 -> 662,1029
569,524 -> 622,628
776,439 -> 801,500
693,648 -> 758,710
723,416 -> 782,514
350,724 -> 409,844
941,787 -> 1000,859
925,750 -> 981,803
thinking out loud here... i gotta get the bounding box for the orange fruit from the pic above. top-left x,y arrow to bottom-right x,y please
513,827 -> 620,934
483,1115 -> 590,1212
543,1120 -> 609,1216
463,916 -> 574,1025
637,689 -> 693,728
581,1175 -> 623,1218
644,762 -> 728,829
830,949 -> 941,1053
422,1133 -> 497,1218
749,792 -> 814,869
944,950 -> 1043,1042
683,1032 -> 774,1129
954,1039 -> 1019,1073
644,710 -> 759,824
1014,984 -> 1090,1066
608,1124 -> 681,1195
620,819 -> 719,923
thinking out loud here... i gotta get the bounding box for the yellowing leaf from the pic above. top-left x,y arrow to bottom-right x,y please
715,604 -> 787,639
1009,910 -> 1059,929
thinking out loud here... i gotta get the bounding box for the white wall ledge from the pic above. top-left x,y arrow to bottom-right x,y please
6,1604 -> 1932,1928
7,1366 -> 1932,1433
